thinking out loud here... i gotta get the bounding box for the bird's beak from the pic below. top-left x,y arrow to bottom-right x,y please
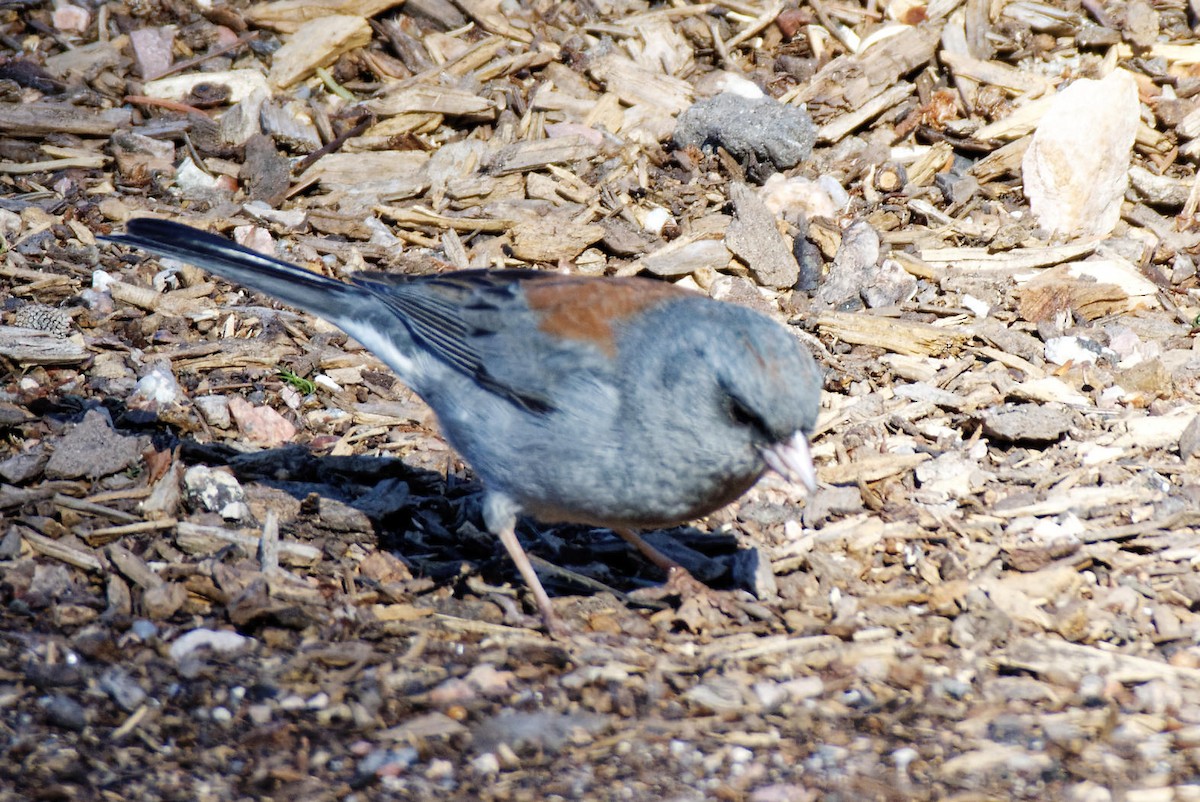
761,432 -> 817,493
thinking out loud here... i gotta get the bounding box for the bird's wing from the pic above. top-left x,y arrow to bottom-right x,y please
354,270 -> 565,413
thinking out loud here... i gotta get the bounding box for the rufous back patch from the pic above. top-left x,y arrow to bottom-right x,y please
524,276 -> 691,354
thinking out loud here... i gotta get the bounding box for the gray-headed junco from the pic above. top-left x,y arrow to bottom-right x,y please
103,218 -> 822,635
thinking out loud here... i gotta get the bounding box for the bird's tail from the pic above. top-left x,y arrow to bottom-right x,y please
101,218 -> 361,321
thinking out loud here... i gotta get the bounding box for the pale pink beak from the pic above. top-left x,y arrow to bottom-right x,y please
762,432 -> 817,493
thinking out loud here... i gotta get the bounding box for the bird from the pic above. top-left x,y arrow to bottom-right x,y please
103,218 -> 823,635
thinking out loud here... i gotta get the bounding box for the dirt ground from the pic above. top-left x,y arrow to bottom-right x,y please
4,0 -> 1200,800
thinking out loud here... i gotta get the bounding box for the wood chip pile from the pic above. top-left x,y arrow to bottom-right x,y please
3,0 -> 1200,798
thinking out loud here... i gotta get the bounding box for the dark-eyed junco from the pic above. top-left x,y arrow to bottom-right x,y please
103,218 -> 822,635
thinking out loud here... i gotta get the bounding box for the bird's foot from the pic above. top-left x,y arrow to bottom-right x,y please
487,591 -> 572,639
630,566 -> 749,630
541,609 -> 573,640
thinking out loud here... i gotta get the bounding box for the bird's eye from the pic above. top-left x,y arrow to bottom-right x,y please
727,395 -> 769,438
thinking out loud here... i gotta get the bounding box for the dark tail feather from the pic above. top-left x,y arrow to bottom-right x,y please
101,218 -> 360,321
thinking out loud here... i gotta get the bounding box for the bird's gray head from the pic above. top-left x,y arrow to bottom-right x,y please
712,318 -> 823,490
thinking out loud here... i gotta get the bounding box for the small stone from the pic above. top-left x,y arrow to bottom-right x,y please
130,619 -> 159,640
684,679 -> 750,713
752,681 -> 789,711
813,220 -> 881,309
931,677 -> 968,700
357,747 -> 419,778
0,445 -> 48,483
194,395 -> 232,428
317,496 -> 373,533
1116,358 -> 1171,399
425,758 -> 454,782
893,746 -> 919,771
707,274 -> 777,316
99,667 -> 147,712
470,752 -> 500,775
1075,24 -> 1121,48
915,451 -> 990,499
0,527 -> 22,560
0,402 -> 31,427
988,713 -> 1034,744
41,694 -> 87,731
168,628 -> 251,662
860,257 -> 917,308
982,403 -> 1073,443
782,676 -> 823,701
143,582 -> 187,620
278,694 -> 306,711
105,575 -> 132,618
44,410 -> 141,480
1077,674 -> 1107,705
1181,416 -> 1200,460
128,362 -> 183,410
111,130 -> 176,182
471,710 -> 608,755
729,746 -> 754,765
184,465 -> 250,520
28,563 -> 74,604
726,181 -> 799,289
731,547 -> 777,600
227,396 -> 296,447
176,156 -> 231,200
1045,335 -> 1105,366
803,485 -> 864,526
1023,69 -> 1139,238
674,92 -> 816,180
52,4 -> 89,33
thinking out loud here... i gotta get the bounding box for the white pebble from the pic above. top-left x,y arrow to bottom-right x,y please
168,628 -> 251,662
470,752 -> 500,775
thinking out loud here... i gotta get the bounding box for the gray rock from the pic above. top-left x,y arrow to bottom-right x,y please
732,547 -> 778,600
41,694 -> 87,731
860,257 -> 917,309
708,273 -> 778,315
1180,415 -> 1200,459
0,527 -> 22,560
99,666 -> 148,712
183,465 -> 250,520
0,444 -> 48,483
803,485 -> 865,526
726,181 -> 799,289
982,403 -> 1074,443
813,220 -> 881,309
471,709 -> 608,755
44,410 -> 140,480
674,92 -> 815,180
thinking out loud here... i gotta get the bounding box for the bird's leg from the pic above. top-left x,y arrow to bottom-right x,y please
612,527 -> 683,573
484,494 -> 568,637
614,528 -> 712,595
494,524 -> 568,636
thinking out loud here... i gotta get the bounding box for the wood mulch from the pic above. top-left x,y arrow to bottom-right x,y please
3,0 -> 1200,799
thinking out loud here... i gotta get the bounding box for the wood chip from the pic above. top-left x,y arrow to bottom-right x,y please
816,311 -> 969,356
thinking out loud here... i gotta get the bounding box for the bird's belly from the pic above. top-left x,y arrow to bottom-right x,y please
512,462 -> 764,529
433,385 -> 765,528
